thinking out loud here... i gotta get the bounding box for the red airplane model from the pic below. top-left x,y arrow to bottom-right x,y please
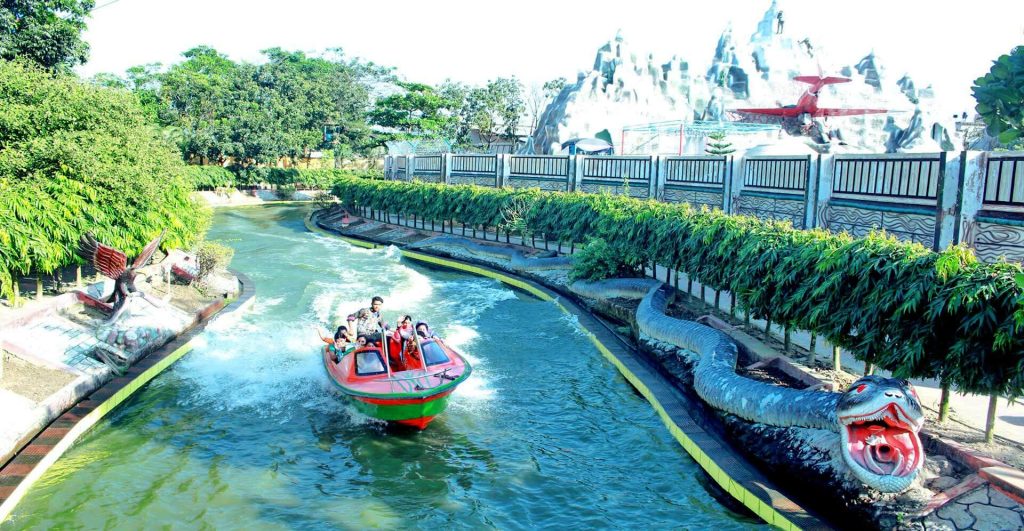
735,75 -> 888,119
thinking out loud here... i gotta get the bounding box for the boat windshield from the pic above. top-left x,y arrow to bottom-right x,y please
421,340 -> 450,366
355,350 -> 386,376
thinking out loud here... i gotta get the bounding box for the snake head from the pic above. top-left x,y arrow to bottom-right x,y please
836,375 -> 925,493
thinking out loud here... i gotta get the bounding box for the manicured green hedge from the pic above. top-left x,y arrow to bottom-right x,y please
331,178 -> 1024,398
183,167 -> 382,191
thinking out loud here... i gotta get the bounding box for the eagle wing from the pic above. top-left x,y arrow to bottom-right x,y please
132,229 -> 166,269
77,233 -> 127,280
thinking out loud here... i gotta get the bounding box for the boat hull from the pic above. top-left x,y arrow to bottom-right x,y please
322,343 -> 469,430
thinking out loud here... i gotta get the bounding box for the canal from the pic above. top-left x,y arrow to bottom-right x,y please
4,205 -> 758,529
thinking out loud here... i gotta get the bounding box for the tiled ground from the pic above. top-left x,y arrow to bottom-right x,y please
1,316 -> 105,373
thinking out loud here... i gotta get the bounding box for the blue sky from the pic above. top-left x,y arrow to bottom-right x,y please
78,0 -> 1023,113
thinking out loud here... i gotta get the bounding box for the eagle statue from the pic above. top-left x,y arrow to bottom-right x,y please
76,230 -> 166,321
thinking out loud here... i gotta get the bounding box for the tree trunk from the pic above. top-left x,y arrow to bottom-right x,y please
832,345 -> 842,372
714,290 -> 721,310
783,326 -> 791,353
807,334 -> 817,365
764,317 -> 772,339
939,381 -> 951,423
76,266 -> 83,288
986,394 -> 999,443
36,277 -> 43,301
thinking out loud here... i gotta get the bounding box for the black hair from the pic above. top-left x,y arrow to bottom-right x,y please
402,315 -> 412,323
334,326 -> 347,340
371,296 -> 384,304
356,335 -> 369,342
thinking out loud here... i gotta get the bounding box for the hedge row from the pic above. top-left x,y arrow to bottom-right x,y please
184,166 -> 383,191
331,178 -> 1024,398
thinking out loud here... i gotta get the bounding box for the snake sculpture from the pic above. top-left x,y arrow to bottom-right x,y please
410,235 -> 925,493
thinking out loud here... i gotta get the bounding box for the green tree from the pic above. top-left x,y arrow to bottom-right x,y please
461,78 -> 524,150
368,81 -> 456,138
973,45 -> 1024,148
0,60 -> 209,301
704,130 -> 735,155
0,0 -> 94,71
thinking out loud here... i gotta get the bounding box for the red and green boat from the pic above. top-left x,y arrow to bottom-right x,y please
322,336 -> 472,429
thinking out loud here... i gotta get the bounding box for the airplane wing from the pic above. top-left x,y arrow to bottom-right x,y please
815,108 -> 889,117
734,107 -> 804,117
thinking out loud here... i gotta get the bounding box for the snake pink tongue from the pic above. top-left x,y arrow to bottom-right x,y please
847,416 -> 918,477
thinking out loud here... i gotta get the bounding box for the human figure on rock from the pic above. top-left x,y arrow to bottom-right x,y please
776,11 -> 784,34
799,38 -> 814,58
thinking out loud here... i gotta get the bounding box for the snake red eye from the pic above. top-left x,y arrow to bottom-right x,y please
855,384 -> 867,393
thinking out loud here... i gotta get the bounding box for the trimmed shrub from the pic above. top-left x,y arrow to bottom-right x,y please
570,238 -> 644,281
329,177 -> 1024,399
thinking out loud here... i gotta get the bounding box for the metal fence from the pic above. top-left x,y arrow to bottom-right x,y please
509,155 -> 570,178
982,154 -> 1024,207
832,154 -> 944,201
664,156 -> 728,185
743,156 -> 810,191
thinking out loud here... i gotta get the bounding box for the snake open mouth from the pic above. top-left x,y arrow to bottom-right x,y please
841,403 -> 922,479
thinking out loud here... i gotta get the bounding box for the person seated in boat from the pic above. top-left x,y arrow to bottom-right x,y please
356,296 -> 386,341
415,322 -> 437,339
392,315 -> 414,343
322,327 -> 352,363
355,335 -> 369,348
342,315 -> 358,342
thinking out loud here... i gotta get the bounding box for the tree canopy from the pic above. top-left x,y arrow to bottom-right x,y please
0,0 -> 94,71
368,81 -> 457,138
973,45 -> 1024,148
0,60 -> 209,300
112,46 -> 388,165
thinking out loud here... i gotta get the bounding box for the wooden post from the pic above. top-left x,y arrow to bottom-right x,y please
986,393 -> 999,443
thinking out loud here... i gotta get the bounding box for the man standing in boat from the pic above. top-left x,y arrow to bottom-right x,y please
356,296 -> 386,343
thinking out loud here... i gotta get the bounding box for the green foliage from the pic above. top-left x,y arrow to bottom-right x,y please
705,130 -> 735,155
276,184 -> 296,200
570,238 -> 644,281
368,82 -> 457,138
0,60 -> 210,300
330,177 -> 1024,398
183,166 -> 235,190
0,0 -> 94,71
440,78 -> 525,148
973,46 -> 1024,147
195,241 -> 234,281
122,46 -> 387,164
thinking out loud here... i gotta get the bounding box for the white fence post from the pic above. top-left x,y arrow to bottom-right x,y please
810,154 -> 835,229
407,154 -> 416,181
499,154 -> 510,188
572,155 -> 585,192
442,153 -> 452,184
803,154 -> 821,229
728,150 -> 746,214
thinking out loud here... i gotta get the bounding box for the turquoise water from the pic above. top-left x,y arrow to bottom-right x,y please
4,206 -> 759,529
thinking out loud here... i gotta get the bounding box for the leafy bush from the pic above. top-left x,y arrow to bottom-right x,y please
183,165 -> 235,190
0,60 -> 210,301
570,238 -> 643,281
195,241 -> 234,281
330,177 -> 1024,398
276,184 -> 297,200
